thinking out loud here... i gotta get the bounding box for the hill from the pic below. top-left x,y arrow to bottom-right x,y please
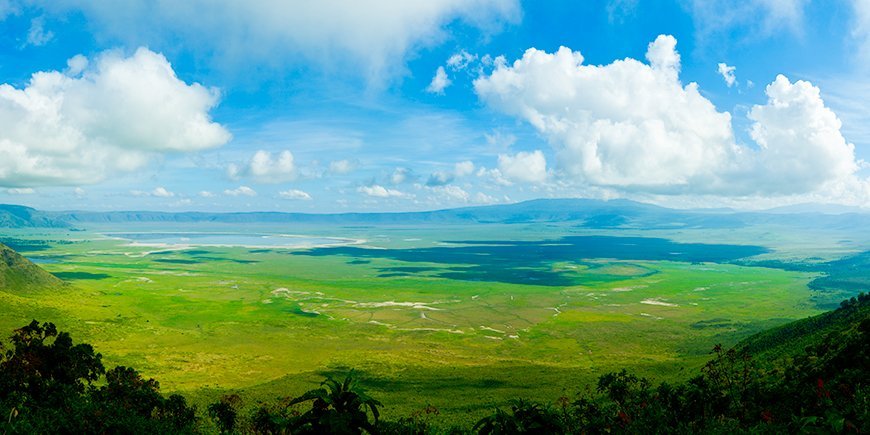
738,290 -> 870,361
0,204 -> 69,228
0,242 -> 66,293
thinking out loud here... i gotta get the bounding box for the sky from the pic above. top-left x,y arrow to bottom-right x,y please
1,0 -> 870,212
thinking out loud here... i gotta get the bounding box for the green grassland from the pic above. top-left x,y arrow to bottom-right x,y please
0,222 -> 864,425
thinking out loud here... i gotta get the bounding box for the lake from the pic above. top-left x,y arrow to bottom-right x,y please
104,232 -> 353,248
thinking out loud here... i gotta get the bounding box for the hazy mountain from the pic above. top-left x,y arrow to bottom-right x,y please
0,205 -> 69,228
2,198 -> 868,230
762,203 -> 870,215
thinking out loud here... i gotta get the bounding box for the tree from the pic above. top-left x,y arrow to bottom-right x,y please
286,371 -> 382,434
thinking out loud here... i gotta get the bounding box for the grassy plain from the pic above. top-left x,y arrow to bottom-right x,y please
0,221 -> 863,424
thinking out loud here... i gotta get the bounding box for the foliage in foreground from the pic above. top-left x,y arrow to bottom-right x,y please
0,320 -> 196,434
1,292 -> 868,433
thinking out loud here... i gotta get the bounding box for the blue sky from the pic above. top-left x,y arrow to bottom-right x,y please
1,0 -> 869,212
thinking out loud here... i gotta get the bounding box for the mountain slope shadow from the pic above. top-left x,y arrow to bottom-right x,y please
295,235 -> 768,286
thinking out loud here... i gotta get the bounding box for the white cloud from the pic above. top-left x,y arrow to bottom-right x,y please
476,167 -> 513,186
0,48 -> 230,188
278,189 -> 312,200
473,191 -> 499,204
717,62 -> 737,87
743,75 -> 859,194
66,54 -> 88,75
454,160 -> 475,177
131,187 -> 175,197
484,130 -> 516,150
33,0 -> 519,82
426,170 -> 454,186
476,35 -> 735,189
228,150 -> 297,183
25,16 -> 53,47
428,184 -> 469,202
358,184 -> 411,198
151,186 -> 175,197
73,187 -> 86,197
497,150 -> 548,184
224,186 -> 257,196
853,0 -> 870,64
426,160 -> 475,186
198,190 -> 215,197
447,50 -> 477,71
475,35 -> 867,202
646,34 -> 680,76
687,0 -> 809,41
390,167 -> 414,184
328,159 -> 355,174
5,188 -> 34,195
426,66 -> 451,94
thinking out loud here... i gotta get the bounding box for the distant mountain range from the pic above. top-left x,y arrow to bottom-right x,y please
1,198 -> 867,229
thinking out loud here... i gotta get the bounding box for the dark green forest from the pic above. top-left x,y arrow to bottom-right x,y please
2,292 -> 868,434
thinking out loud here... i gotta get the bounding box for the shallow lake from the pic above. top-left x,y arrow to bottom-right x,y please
104,232 -> 350,248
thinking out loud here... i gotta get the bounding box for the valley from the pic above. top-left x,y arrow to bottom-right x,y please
2,200 -> 866,424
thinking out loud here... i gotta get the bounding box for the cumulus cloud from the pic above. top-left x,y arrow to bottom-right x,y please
426,66 -> 451,94
31,0 -> 519,81
717,62 -> 737,87
328,159 -> 355,174
497,150 -> 548,184
228,150 -> 297,183
426,170 -> 454,186
454,160 -> 475,177
0,48 -> 230,188
358,184 -> 411,198
427,184 -> 470,202
131,187 -> 175,197
390,167 -> 415,185
743,75 -> 860,194
224,186 -> 257,196
151,187 -> 175,198
426,160 -> 475,186
278,189 -> 312,200
199,190 -> 215,197
475,35 -> 865,201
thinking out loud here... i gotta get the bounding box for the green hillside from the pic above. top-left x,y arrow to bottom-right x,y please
738,290 -> 870,361
0,205 -> 69,228
0,242 -> 66,293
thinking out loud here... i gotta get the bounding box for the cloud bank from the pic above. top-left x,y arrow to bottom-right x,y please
0,48 -> 230,187
475,35 -> 864,202
30,0 -> 520,81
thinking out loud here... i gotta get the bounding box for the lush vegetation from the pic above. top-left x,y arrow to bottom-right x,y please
0,320 -> 197,434
2,292 -> 867,433
0,222 -> 861,424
